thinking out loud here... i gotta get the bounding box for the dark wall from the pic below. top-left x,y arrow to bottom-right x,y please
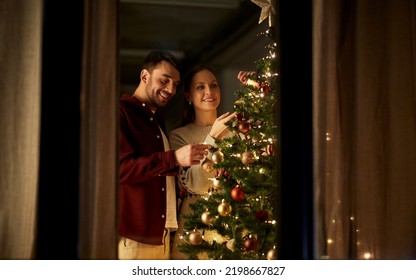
279,0 -> 314,259
36,0 -> 83,259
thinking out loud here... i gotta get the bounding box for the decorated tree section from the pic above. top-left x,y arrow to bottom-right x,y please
176,22 -> 280,260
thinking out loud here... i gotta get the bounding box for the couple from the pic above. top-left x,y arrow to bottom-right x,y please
118,50 -> 252,260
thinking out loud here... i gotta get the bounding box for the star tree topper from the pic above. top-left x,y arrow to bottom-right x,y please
250,0 -> 276,26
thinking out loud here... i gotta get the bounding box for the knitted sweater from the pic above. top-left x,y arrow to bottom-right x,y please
169,123 -> 230,259
169,123 -> 217,196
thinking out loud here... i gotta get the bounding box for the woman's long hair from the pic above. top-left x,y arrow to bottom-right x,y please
180,64 -> 217,126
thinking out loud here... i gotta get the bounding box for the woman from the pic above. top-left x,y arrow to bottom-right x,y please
168,65 -> 238,259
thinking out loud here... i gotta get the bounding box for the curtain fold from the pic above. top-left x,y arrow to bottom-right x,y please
78,0 -> 118,259
0,0 -> 43,259
314,0 -> 416,259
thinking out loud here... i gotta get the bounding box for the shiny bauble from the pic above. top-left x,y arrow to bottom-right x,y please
189,231 -> 203,246
231,185 -> 245,202
201,211 -> 214,225
211,150 -> 224,163
255,209 -> 269,222
241,151 -> 255,165
267,248 -> 278,260
238,121 -> 251,134
212,178 -> 221,189
201,158 -> 213,172
266,144 -> 276,156
244,236 -> 258,251
217,201 -> 232,217
226,239 -> 236,251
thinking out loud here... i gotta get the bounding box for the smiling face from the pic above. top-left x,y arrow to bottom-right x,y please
142,60 -> 181,109
188,69 -> 221,112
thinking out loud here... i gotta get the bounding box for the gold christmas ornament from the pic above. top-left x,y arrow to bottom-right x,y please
201,211 -> 214,225
201,158 -> 213,172
189,230 -> 203,246
211,150 -> 224,163
267,248 -> 278,260
217,201 -> 232,217
241,151 -> 255,165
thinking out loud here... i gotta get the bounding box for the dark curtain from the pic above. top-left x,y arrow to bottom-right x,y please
313,0 -> 416,259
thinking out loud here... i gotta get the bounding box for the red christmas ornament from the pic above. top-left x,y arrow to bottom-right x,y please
244,236 -> 258,251
255,209 -> 269,222
231,185 -> 245,202
238,121 -> 251,134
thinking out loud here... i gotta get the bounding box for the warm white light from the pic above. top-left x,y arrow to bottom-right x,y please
363,252 -> 372,259
326,132 -> 331,141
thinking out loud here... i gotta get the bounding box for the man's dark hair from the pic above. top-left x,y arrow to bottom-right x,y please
142,50 -> 181,73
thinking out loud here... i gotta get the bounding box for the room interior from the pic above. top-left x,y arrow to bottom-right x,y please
2,0 -> 416,262
118,0 -> 274,131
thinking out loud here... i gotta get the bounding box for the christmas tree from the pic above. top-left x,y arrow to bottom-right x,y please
177,2 -> 279,260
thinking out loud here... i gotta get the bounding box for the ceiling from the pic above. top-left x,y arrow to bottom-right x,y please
119,0 -> 264,89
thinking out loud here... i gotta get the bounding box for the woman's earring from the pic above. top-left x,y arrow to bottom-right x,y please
189,101 -> 192,106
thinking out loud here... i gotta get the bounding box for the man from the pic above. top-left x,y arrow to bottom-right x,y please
118,50 -> 208,259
